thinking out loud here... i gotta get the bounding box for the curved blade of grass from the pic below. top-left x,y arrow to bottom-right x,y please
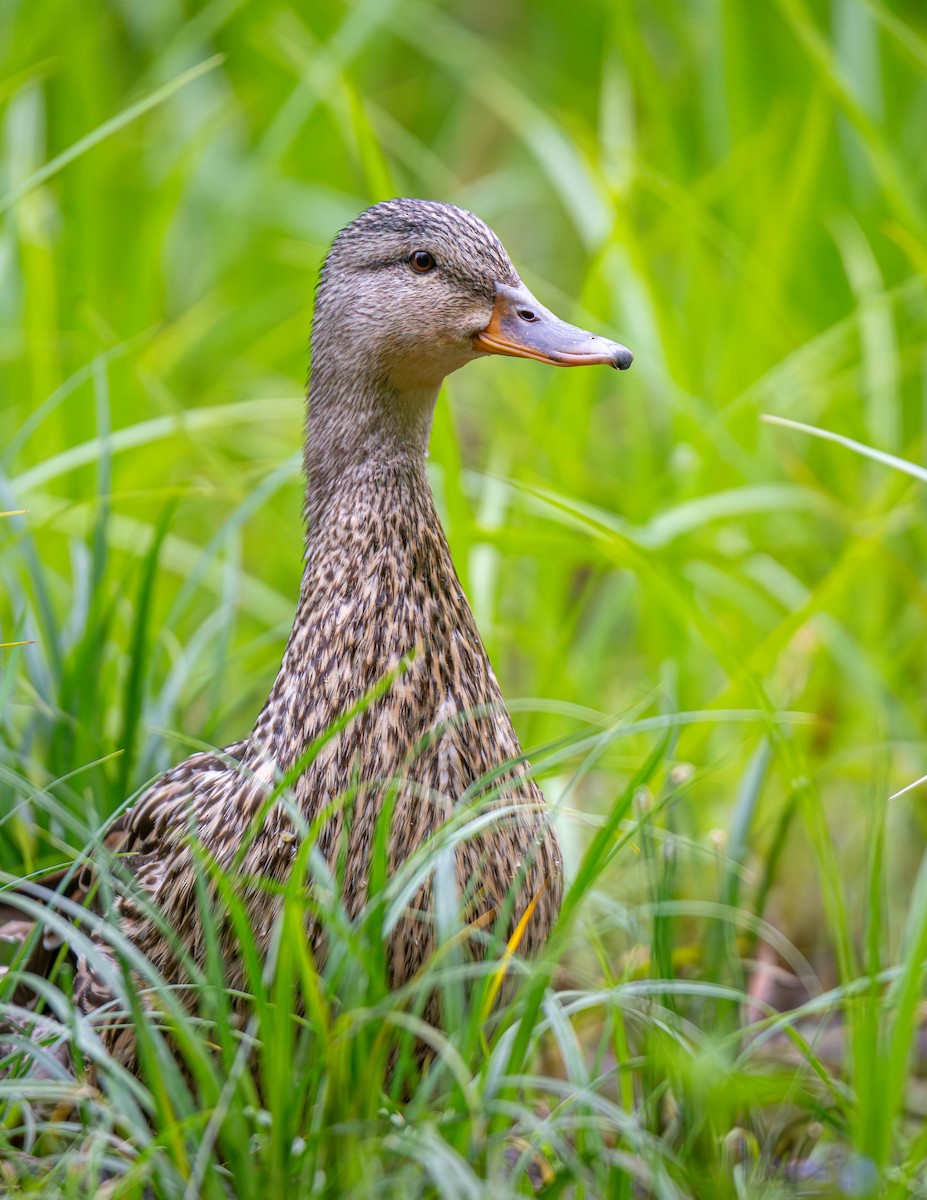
8,398 -> 300,495
763,413 -> 927,483
0,56 -> 224,214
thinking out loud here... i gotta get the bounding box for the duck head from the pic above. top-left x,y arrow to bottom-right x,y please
306,199 -> 632,500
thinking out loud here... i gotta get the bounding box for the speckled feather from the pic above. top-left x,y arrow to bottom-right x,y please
57,200 -> 564,1070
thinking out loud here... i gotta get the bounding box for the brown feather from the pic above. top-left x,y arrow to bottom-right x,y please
6,201 -> 574,1074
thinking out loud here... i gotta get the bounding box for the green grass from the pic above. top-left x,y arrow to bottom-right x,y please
2,0 -> 927,1194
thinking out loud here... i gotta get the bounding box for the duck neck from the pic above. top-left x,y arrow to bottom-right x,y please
302,362 -> 439,536
247,366 -> 467,772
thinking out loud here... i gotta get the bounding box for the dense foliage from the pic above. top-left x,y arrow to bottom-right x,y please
2,0 -> 927,1195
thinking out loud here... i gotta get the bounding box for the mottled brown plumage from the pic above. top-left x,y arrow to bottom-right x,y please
3,199 -> 632,1071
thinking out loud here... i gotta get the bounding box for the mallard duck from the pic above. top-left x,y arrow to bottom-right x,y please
4,199 -> 632,1068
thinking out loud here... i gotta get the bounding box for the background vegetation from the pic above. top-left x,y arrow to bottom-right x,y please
2,0 -> 927,1195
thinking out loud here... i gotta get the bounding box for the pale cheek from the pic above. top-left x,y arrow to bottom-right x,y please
388,345 -> 468,391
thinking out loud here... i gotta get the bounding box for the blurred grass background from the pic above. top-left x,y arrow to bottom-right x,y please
3,0 -> 927,1193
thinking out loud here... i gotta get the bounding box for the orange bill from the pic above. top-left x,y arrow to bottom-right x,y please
473,282 -> 633,370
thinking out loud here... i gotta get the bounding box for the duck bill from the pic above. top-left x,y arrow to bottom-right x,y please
473,282 -> 633,370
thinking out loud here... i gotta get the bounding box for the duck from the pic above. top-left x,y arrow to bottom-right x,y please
3,199 -> 633,1071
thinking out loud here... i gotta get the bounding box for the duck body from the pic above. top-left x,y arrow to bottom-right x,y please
8,199 -> 632,1069
106,453 -> 559,1036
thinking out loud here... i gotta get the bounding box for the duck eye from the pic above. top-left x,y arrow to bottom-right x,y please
409,250 -> 436,274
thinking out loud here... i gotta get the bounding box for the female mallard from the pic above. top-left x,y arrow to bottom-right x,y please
7,199 -> 632,1066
